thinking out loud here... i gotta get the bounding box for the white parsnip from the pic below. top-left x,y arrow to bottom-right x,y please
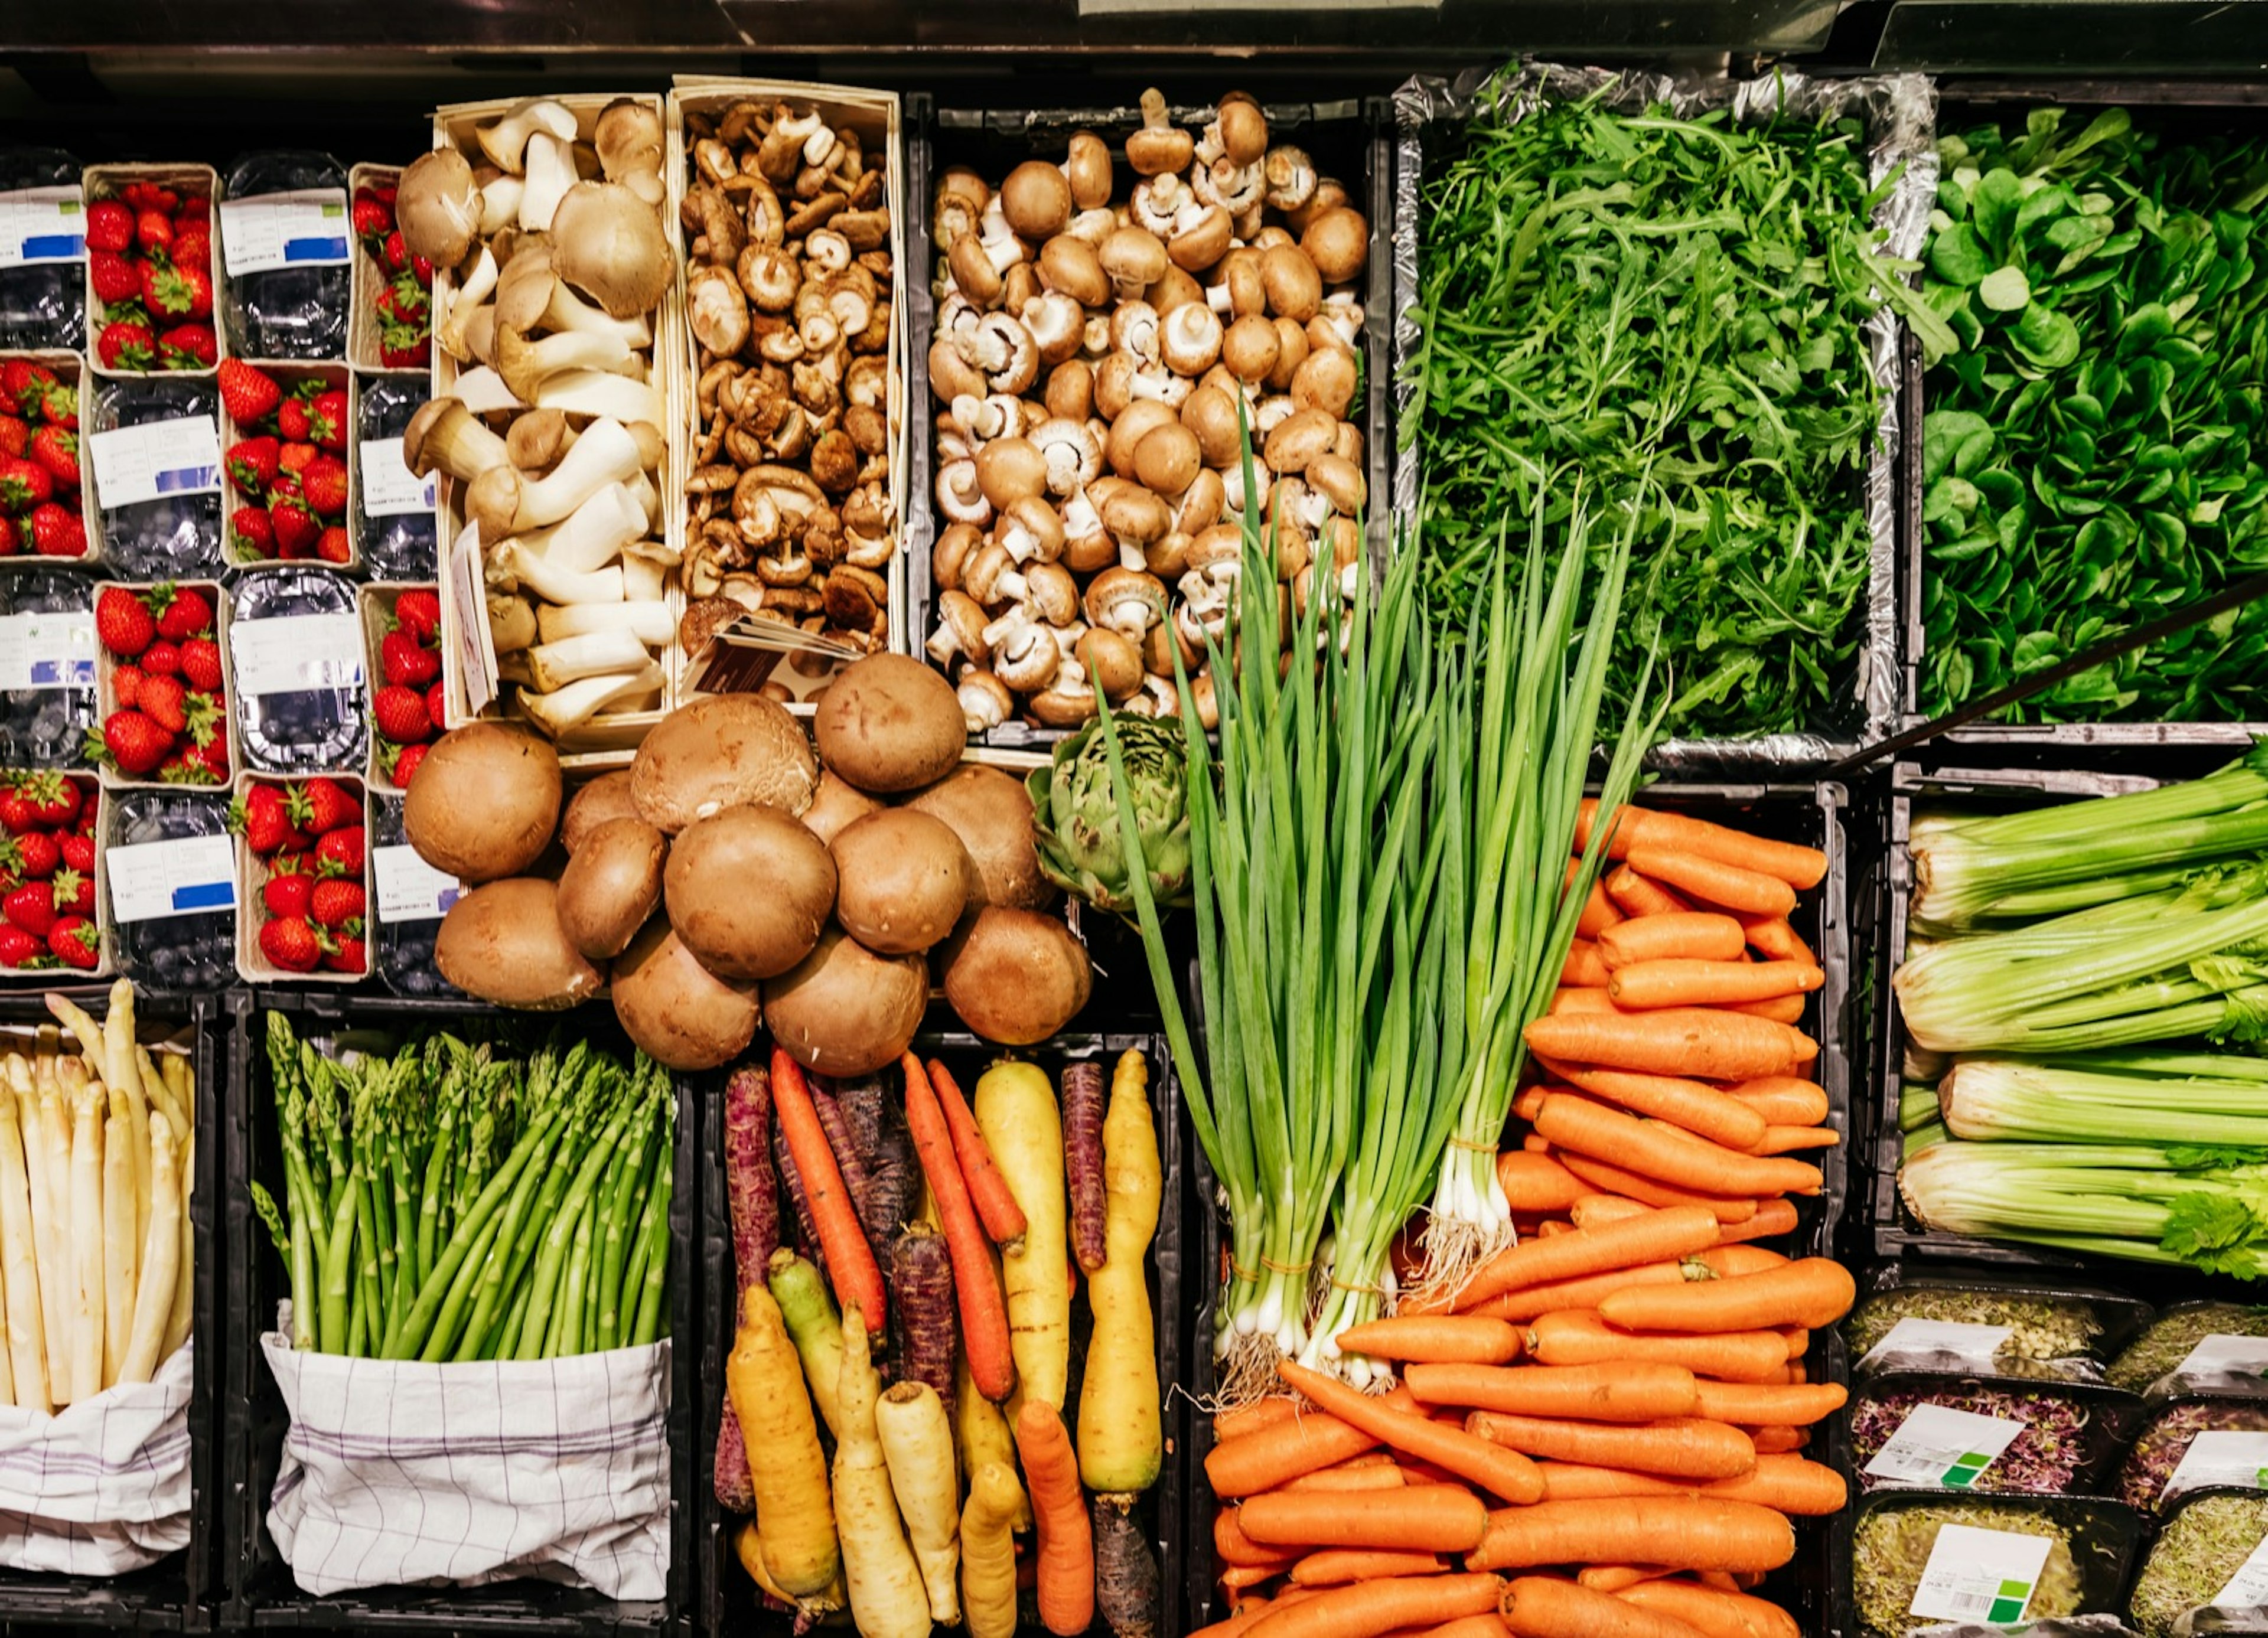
831,1308 -> 930,1638
872,1381 -> 960,1626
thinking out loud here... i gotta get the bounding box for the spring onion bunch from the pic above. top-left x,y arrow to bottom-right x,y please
250,1011 -> 673,1362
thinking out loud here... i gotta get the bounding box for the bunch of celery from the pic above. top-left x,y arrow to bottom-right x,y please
249,1011 -> 674,1361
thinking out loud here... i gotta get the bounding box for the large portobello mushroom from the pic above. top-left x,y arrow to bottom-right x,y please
764,925 -> 928,1077
433,877 -> 603,1009
630,694 -> 818,834
664,804 -> 838,981
405,723 -> 563,882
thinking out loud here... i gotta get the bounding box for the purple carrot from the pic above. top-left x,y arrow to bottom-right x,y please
1062,1059 -> 1109,1273
860,1099 -> 917,1259
835,1076 -> 885,1169
714,1415 -> 756,1512
773,1118 -> 830,1287
810,1085 -> 877,1226
888,1222 -> 956,1414
725,1064 -> 780,1293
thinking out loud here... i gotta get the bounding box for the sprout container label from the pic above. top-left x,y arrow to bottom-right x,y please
1863,1402 -> 2028,1488
1858,1318 -> 2013,1374
1909,1523 -> 2054,1624
2166,1430 -> 2268,1501
2177,1334 -> 2268,1384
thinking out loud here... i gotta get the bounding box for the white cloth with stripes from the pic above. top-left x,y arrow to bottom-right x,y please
0,1339 -> 193,1573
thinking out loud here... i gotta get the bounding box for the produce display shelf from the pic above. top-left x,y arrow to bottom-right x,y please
696,1020 -> 1190,1638
0,993 -> 220,1634
219,989 -> 695,1637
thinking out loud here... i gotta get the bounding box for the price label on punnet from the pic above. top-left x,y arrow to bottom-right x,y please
105,834 -> 236,924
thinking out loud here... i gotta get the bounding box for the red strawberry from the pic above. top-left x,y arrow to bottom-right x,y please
322,934 -> 367,975
426,680 -> 448,732
393,589 -> 441,643
97,320 -> 155,373
0,516 -> 16,558
35,379 -> 74,430
27,426 -> 75,488
133,209 -> 172,256
382,227 -> 408,273
317,526 -> 351,565
226,436 -> 280,496
51,868 -> 91,917
4,882 -> 54,937
0,784 -> 34,833
139,639 -> 179,677
389,740 -> 430,788
411,254 -> 434,285
58,834 -> 92,876
296,777 -> 360,836
350,192 -> 392,249
310,877 -> 364,929
156,585 -> 210,641
271,501 -> 320,558
0,925 -> 41,968
278,441 -> 317,476
171,224 -> 211,273
0,361 -> 45,410
27,505 -> 83,559
45,916 -> 96,970
276,397 -> 311,442
179,637 -> 223,693
377,333 -> 431,371
12,833 -> 57,880
94,709 -> 172,776
0,417 -> 26,459
373,685 -> 433,744
157,324 -> 216,370
84,200 -> 133,254
316,825 -> 365,876
142,259 -> 211,322
230,506 -> 275,559
217,360 -> 282,428
258,915 -> 322,973
117,182 -> 157,212
175,194 -> 203,222
136,673 -> 190,733
381,628 -> 441,688
263,867 -> 312,920
0,456 -> 51,511
21,771 -> 80,829
191,733 -> 230,782
308,389 -> 347,453
230,785 -> 295,854
89,250 -> 139,306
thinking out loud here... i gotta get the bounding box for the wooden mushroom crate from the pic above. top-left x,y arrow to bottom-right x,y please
422,93 -> 686,769
666,77 -> 911,712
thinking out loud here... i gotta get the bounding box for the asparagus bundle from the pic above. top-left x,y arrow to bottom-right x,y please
250,1011 -> 673,1362
0,981 -> 195,1412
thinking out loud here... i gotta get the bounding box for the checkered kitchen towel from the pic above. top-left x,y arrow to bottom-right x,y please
263,1328 -> 669,1599
0,1340 -> 193,1574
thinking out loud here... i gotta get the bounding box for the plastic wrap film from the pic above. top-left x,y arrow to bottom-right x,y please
1391,62 -> 1937,772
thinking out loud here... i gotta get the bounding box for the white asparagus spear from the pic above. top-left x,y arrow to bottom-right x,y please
64,1072 -> 100,1404
118,1112 -> 179,1386
102,983 -> 149,1257
17,1058 -> 66,1404
162,1121 -> 192,1365
0,1071 -> 51,1414
100,1100 -> 136,1391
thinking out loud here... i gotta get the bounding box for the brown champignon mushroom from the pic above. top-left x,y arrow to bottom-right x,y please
1133,421 -> 1202,496
1148,263 -> 1204,316
933,520 -> 984,591
998,494 -> 1067,566
999,161 -> 1071,244
1220,313 -> 1280,386
1044,360 -> 1094,423
1263,406 -> 1337,475
966,312 -> 1040,396
1286,176 -> 1350,236
1064,132 -> 1113,211
1167,204 -> 1234,274
1179,385 -> 1242,469
1306,451 -> 1366,517
1106,400 -> 1179,482
1267,317 -> 1311,393
1092,352 -> 1136,423
947,232 -> 1005,308
1159,302 -> 1223,378
1216,92 -> 1269,167
1175,467 -> 1226,536
1098,226 -> 1169,301
1125,88 -> 1194,178
990,616 -> 1060,693
973,436 -> 1047,510
1083,565 -> 1168,639
1291,345 -> 1358,420
1037,234 -> 1109,309
1301,206 -> 1370,285
1030,416 -> 1103,497
1262,145 -> 1316,215
1260,243 -> 1323,325
957,668 -> 1015,733
1098,480 -> 1171,550
1077,628 -> 1144,703
1021,291 -> 1084,367
934,456 -> 992,527
1001,261 -> 1041,315
1216,247 -> 1267,319
548,181 -> 673,319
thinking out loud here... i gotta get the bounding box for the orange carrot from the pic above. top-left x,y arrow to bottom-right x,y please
1562,940 -> 1613,988
1500,1578 -> 1711,1638
1537,1220 -> 1576,1238
1617,1580 -> 1798,1638
1279,1360 -> 1544,1505
1245,1574 -> 1506,1638
1421,1615 -> 1515,1638
1473,1499 -> 1794,1575
1598,1259 -> 1855,1334
1524,1311 -> 1791,1384
1696,1245 -> 1790,1276
1466,1411 -> 1755,1481
1218,1397 -> 1302,1443
1407,1361 -> 1699,1424
1608,960 -> 1823,1011
1625,847 -> 1795,918
1554,1154 -> 1759,1224
1750,1125 -> 1836,1154
1598,913 -> 1747,969
901,1052 -> 1015,1398
1534,1462 -> 1683,1502
1223,1561 -> 1296,1596
1711,1200 -> 1800,1247
1338,1316 -> 1524,1365
1285,1457 -> 1407,1495
1744,1426 -> 1809,1454
1531,1058 -> 1768,1151
1608,811 -> 1826,889
1548,987 -> 1618,1016
1723,1079 -> 1827,1125
1291,1551 -> 1449,1587
1194,1590 -> 1314,1638
1456,1205 -> 1722,1311
1778,1327 -> 1809,1360
1578,1567 -> 1678,1594
1207,1408 -> 1385,1497
1523,1010 -> 1814,1081
1577,870 -> 1624,939
926,1058 -> 1028,1249
1241,1485 -> 1487,1553
1018,1400 -> 1094,1635
1497,1151 -> 1590,1215
1221,1506 -> 1299,1567
1725,996 -> 1807,1025
1530,1094 -> 1823,1199
770,1048 -> 887,1332
1570,1195 -> 1653,1228
1575,801 -> 1637,858
1461,1260 -> 1691,1324
1741,918 -> 1816,965
1606,866 -> 1695,920
1689,1381 -> 1846,1427
1538,1455 -> 1846,1515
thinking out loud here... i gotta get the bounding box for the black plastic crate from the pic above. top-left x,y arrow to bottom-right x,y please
904,90 -> 1396,753
699,1023 -> 1188,1638
0,991 -> 220,1634
221,988 -> 695,1637
1183,780 -> 1853,1634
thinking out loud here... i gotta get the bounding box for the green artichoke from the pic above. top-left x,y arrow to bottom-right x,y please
1027,714 -> 1193,916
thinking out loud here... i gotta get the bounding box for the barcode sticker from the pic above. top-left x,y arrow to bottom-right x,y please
2166,1430 -> 2268,1502
1863,1401 -> 2027,1488
219,190 -> 351,277
1909,1523 -> 2054,1624
1858,1318 -> 2013,1374
105,834 -> 236,924
89,415 -> 221,509
229,613 -> 364,699
0,186 -> 83,267
373,844 -> 460,924
2178,1334 -> 2268,1383
2216,1528 -> 2268,1607
359,436 -> 434,518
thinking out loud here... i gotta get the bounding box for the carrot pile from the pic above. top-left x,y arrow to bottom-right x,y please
1197,806 -> 1855,1638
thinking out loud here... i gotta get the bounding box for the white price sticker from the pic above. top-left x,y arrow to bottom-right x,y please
105,834 -> 236,924
2217,1528 -> 2268,1608
229,613 -> 364,700
372,844 -> 460,924
88,415 -> 221,510
0,186 -> 83,267
1858,1318 -> 2013,1374
219,190 -> 351,278
1909,1522 -> 2055,1625
2166,1430 -> 2268,1502
1862,1401 -> 2028,1488
0,611 -> 93,692
2177,1334 -> 2268,1384
359,436 -> 434,518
